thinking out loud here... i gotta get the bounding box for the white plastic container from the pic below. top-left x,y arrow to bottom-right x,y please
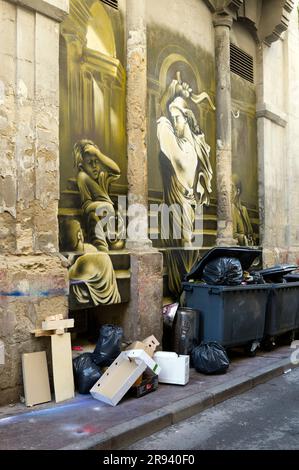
153,351 -> 189,385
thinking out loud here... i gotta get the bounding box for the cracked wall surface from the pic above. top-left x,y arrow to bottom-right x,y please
0,0 -> 69,404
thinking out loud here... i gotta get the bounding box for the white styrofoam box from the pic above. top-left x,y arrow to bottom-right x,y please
153,351 -> 189,385
90,352 -> 147,406
124,349 -> 161,375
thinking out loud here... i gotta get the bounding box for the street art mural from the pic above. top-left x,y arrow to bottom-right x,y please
231,73 -> 260,248
147,24 -> 217,299
59,0 -> 128,310
147,24 -> 260,299
157,72 -> 215,296
232,173 -> 254,246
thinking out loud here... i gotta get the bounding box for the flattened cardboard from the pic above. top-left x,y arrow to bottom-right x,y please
22,351 -> 51,407
51,333 -> 74,403
90,352 -> 147,406
125,335 -> 159,358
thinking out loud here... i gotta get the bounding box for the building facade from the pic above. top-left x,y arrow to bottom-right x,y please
0,0 -> 299,404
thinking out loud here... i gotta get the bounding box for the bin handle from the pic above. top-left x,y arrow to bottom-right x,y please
208,287 -> 221,295
183,284 -> 193,292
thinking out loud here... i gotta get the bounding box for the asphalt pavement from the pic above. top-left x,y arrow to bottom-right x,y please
127,366 -> 299,450
0,344 -> 297,450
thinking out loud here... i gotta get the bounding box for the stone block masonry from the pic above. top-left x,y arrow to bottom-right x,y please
0,0 -> 69,404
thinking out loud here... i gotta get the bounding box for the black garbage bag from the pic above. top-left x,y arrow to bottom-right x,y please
92,324 -> 123,367
202,257 -> 243,285
73,353 -> 102,394
192,341 -> 230,374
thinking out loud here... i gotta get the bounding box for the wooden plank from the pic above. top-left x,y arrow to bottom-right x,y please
46,314 -> 63,321
55,329 -> 65,335
31,329 -> 55,337
22,351 -> 51,407
42,319 -> 74,331
51,333 -> 74,403
0,340 -> 4,364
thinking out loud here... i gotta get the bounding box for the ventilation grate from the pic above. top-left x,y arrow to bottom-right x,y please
100,0 -> 118,9
230,43 -> 254,83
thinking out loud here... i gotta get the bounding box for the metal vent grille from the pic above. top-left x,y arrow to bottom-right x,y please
100,0 -> 118,9
230,43 -> 254,83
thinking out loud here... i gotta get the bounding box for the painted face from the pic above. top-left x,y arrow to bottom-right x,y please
232,182 -> 241,203
82,151 -> 101,180
170,107 -> 187,138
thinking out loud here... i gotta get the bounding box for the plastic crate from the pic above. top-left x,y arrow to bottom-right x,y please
182,282 -> 270,349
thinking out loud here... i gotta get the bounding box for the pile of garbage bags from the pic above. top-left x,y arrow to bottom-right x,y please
185,247 -> 298,286
73,324 -> 123,394
162,247 -> 299,373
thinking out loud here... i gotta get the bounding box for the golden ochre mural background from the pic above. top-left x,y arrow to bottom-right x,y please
58,0 -> 128,310
146,22 -> 259,299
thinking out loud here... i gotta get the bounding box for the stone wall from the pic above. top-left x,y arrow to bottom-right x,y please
257,0 -> 299,266
0,0 -> 69,405
285,2 -> 299,264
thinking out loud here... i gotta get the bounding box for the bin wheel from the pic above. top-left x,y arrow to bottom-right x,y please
289,330 -> 296,343
244,341 -> 259,357
245,347 -> 256,357
261,337 -> 276,351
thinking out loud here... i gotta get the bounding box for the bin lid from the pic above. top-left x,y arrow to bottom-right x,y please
257,264 -> 298,278
284,272 -> 299,281
184,246 -> 262,281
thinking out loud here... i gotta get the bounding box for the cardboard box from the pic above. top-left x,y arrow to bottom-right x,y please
131,374 -> 159,398
124,349 -> 161,375
126,335 -> 159,358
153,351 -> 189,385
90,352 -> 147,406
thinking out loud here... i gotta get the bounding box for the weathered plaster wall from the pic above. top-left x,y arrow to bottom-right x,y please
285,1 -> 299,264
0,0 -> 65,254
0,0 -> 69,404
257,1 -> 299,266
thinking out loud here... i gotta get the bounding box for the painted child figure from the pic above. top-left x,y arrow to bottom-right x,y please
74,140 -> 121,252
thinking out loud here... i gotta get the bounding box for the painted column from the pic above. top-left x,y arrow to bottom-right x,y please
124,0 -> 163,343
213,13 -> 235,246
125,0 -> 152,250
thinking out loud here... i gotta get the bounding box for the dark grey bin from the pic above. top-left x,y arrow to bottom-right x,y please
264,282 -> 299,337
182,282 -> 269,349
283,274 -> 299,331
182,247 -> 268,351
